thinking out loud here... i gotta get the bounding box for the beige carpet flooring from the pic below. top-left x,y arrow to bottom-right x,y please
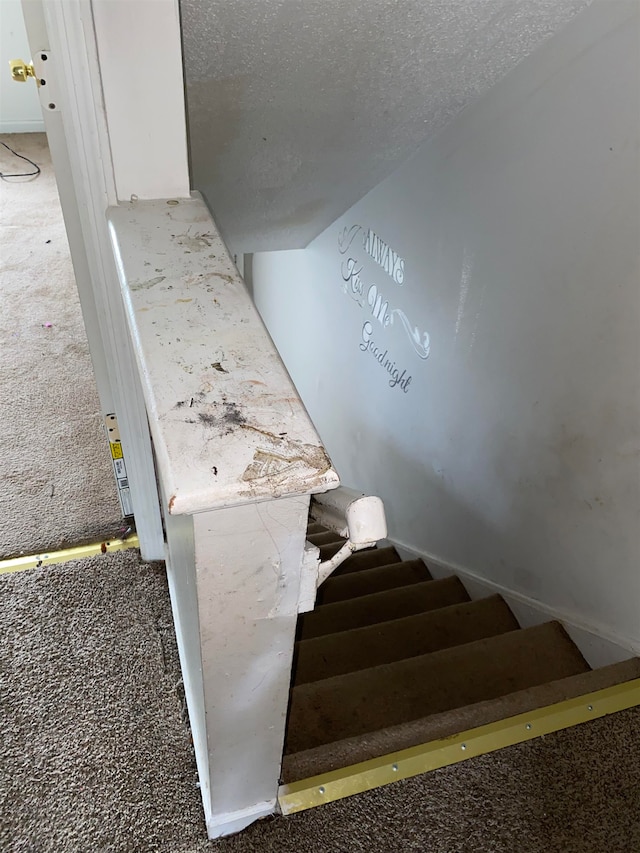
1,551 -> 639,853
0,133 -> 122,558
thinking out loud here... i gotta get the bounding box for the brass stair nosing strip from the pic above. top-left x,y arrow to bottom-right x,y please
0,535 -> 141,575
278,677 -> 640,815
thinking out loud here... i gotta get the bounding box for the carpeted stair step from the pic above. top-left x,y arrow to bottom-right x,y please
325,546 -> 402,577
316,559 -> 432,605
298,576 -> 470,641
293,594 -> 519,685
307,530 -> 346,548
285,621 -> 589,753
318,540 -> 356,561
283,656 -> 640,782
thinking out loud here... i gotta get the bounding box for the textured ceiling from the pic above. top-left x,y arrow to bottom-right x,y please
181,0 -> 592,254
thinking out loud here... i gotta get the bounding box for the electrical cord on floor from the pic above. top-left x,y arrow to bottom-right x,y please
0,140 -> 41,180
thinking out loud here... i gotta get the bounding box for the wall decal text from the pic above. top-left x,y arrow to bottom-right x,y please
363,228 -> 405,284
337,224 -> 430,393
360,321 -> 412,392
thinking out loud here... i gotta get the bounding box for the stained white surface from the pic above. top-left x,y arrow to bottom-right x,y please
108,195 -> 339,516
251,1 -> 640,649
164,490 -> 311,836
193,497 -> 308,836
182,0 -> 592,253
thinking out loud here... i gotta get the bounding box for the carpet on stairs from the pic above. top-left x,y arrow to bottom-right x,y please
1,549 -> 639,852
285,522 -> 636,796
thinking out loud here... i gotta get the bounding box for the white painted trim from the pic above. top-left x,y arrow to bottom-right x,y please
0,119 -> 45,133
91,0 -> 190,201
166,499 -> 309,838
387,537 -> 636,669
21,0 -> 166,559
163,539 -> 212,832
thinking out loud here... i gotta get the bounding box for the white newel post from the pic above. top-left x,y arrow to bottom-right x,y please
166,498 -> 311,834
164,497 -> 313,834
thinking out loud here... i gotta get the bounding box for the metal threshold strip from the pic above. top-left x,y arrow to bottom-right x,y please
278,678 -> 640,815
0,535 -> 141,575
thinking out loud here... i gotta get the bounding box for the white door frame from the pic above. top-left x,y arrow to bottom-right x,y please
20,0 -> 190,559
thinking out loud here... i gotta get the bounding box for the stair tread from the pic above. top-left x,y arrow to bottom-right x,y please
319,541 -> 397,563
323,546 -> 403,577
317,559 -> 432,605
298,576 -> 470,640
307,530 -> 346,547
318,540 -> 351,560
293,594 -> 519,684
283,657 -> 640,782
285,621 -> 590,753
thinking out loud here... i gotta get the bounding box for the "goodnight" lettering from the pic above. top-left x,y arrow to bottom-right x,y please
360,322 -> 412,392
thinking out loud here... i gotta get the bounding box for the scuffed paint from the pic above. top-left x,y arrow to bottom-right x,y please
108,195 -> 340,516
241,441 -> 332,485
455,247 -> 474,338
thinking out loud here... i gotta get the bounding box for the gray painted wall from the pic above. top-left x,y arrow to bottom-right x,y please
181,0 -> 591,255
250,0 -> 640,649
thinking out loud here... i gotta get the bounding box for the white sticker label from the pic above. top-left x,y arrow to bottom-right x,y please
120,487 -> 133,517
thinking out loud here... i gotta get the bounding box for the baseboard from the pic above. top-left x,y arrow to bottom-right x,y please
0,120 -> 45,134
386,537 -> 637,669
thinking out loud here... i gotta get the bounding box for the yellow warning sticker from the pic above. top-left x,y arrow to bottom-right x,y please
110,441 -> 123,460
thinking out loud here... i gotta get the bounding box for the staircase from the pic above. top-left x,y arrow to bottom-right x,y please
282,522 -> 640,787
